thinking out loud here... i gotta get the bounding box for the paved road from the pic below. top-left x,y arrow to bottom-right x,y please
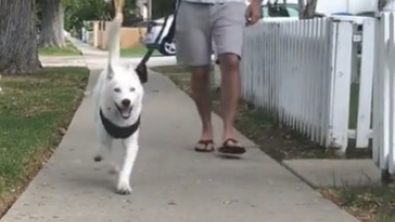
0,39 -> 360,222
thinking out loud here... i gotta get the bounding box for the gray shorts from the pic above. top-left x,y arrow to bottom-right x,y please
175,2 -> 247,66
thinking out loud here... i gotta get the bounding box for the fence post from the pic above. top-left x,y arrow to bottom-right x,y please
372,14 -> 383,169
355,19 -> 375,148
374,13 -> 395,175
327,21 -> 353,152
388,13 -> 395,175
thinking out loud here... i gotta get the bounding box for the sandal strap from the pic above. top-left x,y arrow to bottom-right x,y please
223,138 -> 240,146
218,138 -> 246,154
198,139 -> 214,145
195,140 -> 214,152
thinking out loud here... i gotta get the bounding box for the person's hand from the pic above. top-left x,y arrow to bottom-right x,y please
245,0 -> 262,26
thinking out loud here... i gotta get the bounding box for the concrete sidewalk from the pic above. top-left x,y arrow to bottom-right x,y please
0,40 -> 360,222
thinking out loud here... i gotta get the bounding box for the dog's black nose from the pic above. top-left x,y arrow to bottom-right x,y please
121,99 -> 131,107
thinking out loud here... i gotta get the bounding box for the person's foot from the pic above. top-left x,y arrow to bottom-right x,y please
194,139 -> 215,152
194,127 -> 214,152
217,138 -> 246,154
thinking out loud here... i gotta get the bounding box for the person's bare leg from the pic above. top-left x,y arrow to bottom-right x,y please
218,53 -> 240,142
190,66 -> 214,144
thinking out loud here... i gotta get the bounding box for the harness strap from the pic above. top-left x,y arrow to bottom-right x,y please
100,109 -> 141,139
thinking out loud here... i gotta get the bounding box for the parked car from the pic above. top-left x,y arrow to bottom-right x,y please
261,2 -> 299,18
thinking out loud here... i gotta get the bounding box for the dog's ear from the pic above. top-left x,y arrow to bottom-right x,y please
106,61 -> 115,80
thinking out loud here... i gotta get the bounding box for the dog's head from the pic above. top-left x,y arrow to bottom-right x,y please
104,62 -> 143,120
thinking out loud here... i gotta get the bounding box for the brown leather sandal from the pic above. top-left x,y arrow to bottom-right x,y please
217,138 -> 246,154
194,140 -> 214,152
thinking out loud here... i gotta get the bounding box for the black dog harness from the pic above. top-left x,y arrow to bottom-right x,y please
100,109 -> 141,139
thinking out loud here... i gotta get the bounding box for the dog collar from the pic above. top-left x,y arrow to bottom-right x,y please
100,109 -> 141,139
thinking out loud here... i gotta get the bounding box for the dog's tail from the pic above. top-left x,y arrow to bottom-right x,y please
107,14 -> 123,64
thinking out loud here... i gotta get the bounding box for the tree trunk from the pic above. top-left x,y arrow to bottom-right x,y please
39,0 -> 65,47
378,0 -> 388,11
298,0 -> 318,19
379,0 -> 395,11
298,0 -> 305,19
0,0 -> 41,74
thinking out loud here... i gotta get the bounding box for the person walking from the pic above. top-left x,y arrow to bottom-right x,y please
175,0 -> 262,154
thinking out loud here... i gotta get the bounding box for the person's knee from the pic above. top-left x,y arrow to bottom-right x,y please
218,53 -> 240,71
190,66 -> 211,97
191,66 -> 211,81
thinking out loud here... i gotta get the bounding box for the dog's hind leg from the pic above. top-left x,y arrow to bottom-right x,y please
94,126 -> 113,162
116,132 -> 140,195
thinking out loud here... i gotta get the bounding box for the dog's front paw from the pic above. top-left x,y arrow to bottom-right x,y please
84,90 -> 91,97
116,181 -> 132,195
93,155 -> 103,162
108,164 -> 120,175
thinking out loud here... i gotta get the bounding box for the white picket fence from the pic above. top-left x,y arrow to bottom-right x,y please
241,18 -> 334,147
241,18 -> 357,151
237,13 -> 395,173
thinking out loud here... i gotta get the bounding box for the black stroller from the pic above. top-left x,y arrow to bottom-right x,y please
135,1 -> 180,84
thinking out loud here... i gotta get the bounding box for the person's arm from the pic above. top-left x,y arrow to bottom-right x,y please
251,0 -> 263,4
246,0 -> 263,25
250,0 -> 263,7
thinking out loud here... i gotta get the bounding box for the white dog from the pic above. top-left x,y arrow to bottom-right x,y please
92,16 -> 144,195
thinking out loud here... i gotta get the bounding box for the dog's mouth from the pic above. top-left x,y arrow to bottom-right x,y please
115,103 -> 133,119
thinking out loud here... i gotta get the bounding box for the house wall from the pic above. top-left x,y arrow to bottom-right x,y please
275,0 -> 378,14
92,21 -> 146,50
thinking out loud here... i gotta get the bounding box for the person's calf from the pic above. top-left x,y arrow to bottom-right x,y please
218,53 -> 240,141
215,53 -> 246,155
190,66 -> 214,141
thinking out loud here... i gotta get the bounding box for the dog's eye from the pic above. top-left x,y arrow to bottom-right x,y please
130,87 -> 135,92
114,88 -> 121,93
